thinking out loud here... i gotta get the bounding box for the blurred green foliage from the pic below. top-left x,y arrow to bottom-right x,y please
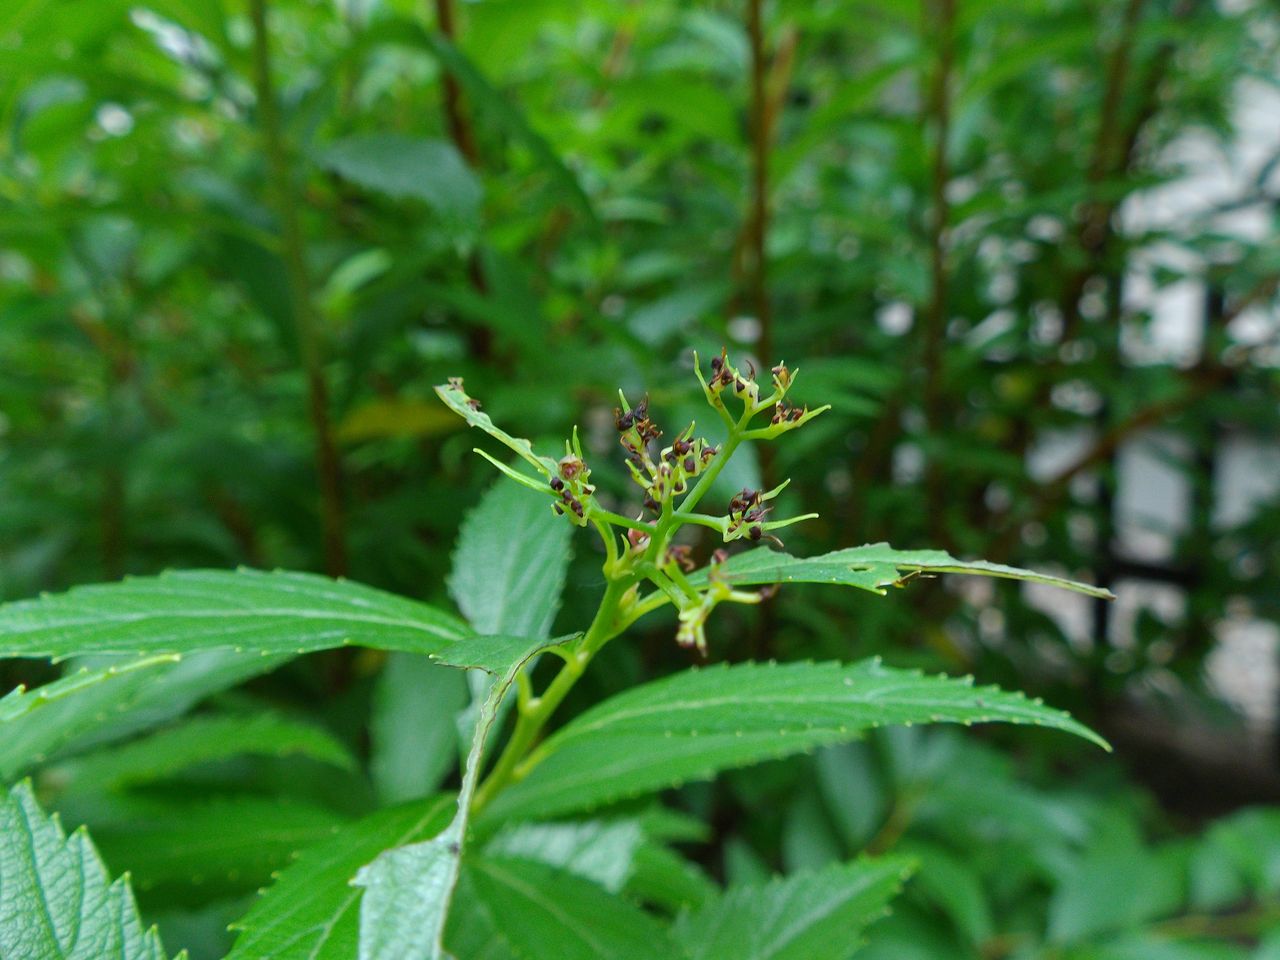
1,0 -> 1278,956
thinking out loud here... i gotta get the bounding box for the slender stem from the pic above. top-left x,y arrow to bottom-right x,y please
249,0 -> 347,576
472,576 -> 632,812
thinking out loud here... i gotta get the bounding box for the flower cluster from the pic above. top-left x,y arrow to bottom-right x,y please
615,394 -> 716,516
548,433 -> 595,524
435,349 -> 832,655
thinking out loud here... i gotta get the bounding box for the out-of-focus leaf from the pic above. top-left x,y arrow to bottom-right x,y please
484,818 -> 644,893
316,135 -> 481,225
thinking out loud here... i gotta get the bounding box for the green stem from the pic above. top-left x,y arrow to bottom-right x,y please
472,576 -> 632,813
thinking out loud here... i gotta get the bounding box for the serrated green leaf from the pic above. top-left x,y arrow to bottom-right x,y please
54,712 -> 355,795
0,656 -> 179,780
91,796 -> 345,899
0,780 -> 176,960
315,135 -> 481,224
486,659 -> 1108,820
225,797 -> 453,960
434,381 -> 557,479
464,856 -> 677,960
0,569 -> 468,661
675,857 -> 912,960
694,544 -> 1113,598
355,635 -> 564,960
448,480 -> 573,639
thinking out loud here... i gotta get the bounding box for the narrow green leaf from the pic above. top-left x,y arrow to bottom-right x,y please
448,480 -> 573,639
0,656 -> 180,780
0,569 -> 468,661
694,544 -> 1114,598
226,798 -> 453,960
54,712 -> 355,794
0,780 -> 176,960
486,659 -> 1108,820
315,135 -> 481,225
675,857 -> 913,960
464,856 -> 677,960
355,635 -> 567,960
434,381 -> 557,478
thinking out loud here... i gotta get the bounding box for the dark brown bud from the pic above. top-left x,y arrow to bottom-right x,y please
683,455 -> 696,472
550,476 -> 565,491
615,408 -> 635,432
749,525 -> 762,541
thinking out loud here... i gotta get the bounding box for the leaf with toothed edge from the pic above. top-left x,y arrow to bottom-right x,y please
690,544 -> 1114,598
225,797 -> 454,960
434,380 -> 556,477
0,568 -> 469,661
0,780 -> 179,960
355,634 -> 572,960
482,658 -> 1109,822
675,857 -> 914,960
0,655 -> 180,780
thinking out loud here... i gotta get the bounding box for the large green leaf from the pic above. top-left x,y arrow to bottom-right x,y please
226,797 -> 453,960
675,858 -> 913,960
0,569 -> 468,660
448,480 -> 573,639
464,856 -> 676,960
693,544 -> 1114,598
315,135 -> 481,225
486,658 -> 1107,820
354,634 -> 570,960
0,780 -> 175,960
55,712 -> 355,794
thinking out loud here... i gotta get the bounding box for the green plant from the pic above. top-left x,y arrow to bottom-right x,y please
0,355 -> 1114,960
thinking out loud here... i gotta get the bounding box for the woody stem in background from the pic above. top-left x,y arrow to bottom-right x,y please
248,0 -> 347,576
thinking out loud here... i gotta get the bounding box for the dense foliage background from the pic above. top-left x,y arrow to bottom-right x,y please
2,0 -> 1278,956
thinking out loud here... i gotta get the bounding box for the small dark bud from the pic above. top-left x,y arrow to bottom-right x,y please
749,525 -> 763,541
550,476 -> 565,491
553,503 -> 564,515
615,409 -> 635,431
710,355 -> 723,373
571,500 -> 585,517
643,496 -> 660,513
683,455 -> 696,472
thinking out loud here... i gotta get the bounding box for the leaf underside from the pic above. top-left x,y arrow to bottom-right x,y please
485,658 -> 1108,821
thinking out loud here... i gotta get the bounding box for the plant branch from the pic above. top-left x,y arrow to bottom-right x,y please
249,0 -> 347,576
